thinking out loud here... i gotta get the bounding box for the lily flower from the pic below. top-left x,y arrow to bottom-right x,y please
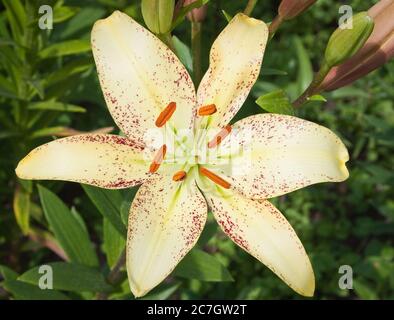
15,11 -> 349,297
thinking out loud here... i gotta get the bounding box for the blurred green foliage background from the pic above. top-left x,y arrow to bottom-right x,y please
0,0 -> 393,300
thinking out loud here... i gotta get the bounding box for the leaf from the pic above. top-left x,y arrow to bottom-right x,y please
0,74 -> 17,99
142,283 -> 180,300
293,36 -> 313,94
2,0 -> 26,42
103,218 -> 126,268
0,265 -> 19,280
46,58 -> 92,86
38,185 -> 99,267
13,183 -> 31,235
19,262 -> 112,293
261,68 -> 288,76
38,40 -> 91,59
308,94 -> 327,102
53,6 -> 80,23
171,0 -> 210,30
173,249 -> 233,282
3,280 -> 70,300
255,89 -> 295,115
354,280 -> 378,300
331,87 -> 370,99
172,36 -> 192,73
28,101 -> 86,113
82,185 -> 126,237
29,127 -> 68,139
221,10 -> 233,22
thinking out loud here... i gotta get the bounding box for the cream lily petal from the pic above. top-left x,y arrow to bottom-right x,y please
204,187 -> 315,296
15,134 -> 151,188
196,13 -> 268,129
126,174 -> 207,297
91,11 -> 196,146
213,114 -> 349,199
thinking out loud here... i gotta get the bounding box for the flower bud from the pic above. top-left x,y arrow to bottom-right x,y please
184,0 -> 207,22
324,12 -> 374,68
278,0 -> 317,20
141,0 -> 175,34
321,0 -> 394,91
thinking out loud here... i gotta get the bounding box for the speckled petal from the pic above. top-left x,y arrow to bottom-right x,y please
91,11 -> 196,146
126,174 -> 207,297
196,13 -> 268,129
205,187 -> 315,297
15,134 -> 150,188
212,114 -> 349,199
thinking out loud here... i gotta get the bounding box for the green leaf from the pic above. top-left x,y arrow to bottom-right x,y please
38,40 -> 91,59
29,126 -> 67,139
2,0 -> 26,42
354,280 -> 378,300
142,283 -> 180,300
221,10 -> 232,22
172,36 -> 192,73
53,6 -> 80,23
19,262 -> 112,293
38,185 -> 99,267
0,74 -> 17,99
0,265 -> 19,280
46,58 -> 92,85
173,249 -> 233,282
171,0 -> 210,30
331,87 -> 370,99
255,89 -> 295,115
13,183 -> 31,235
103,218 -> 126,268
28,101 -> 86,113
293,36 -> 313,94
3,280 -> 70,300
308,94 -> 327,102
261,68 -> 288,76
82,185 -> 126,237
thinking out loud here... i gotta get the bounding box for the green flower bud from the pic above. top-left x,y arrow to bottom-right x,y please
324,12 -> 374,67
141,0 -> 175,35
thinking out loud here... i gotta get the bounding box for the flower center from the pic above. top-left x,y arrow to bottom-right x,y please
148,102 -> 232,189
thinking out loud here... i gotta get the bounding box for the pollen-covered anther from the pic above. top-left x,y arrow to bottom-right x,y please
172,170 -> 187,182
155,102 -> 176,127
149,144 -> 167,173
199,167 -> 231,189
198,104 -> 217,116
208,125 -> 232,148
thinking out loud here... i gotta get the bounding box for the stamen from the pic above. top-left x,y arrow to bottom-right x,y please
208,125 -> 232,148
198,104 -> 217,116
149,144 -> 167,173
199,167 -> 231,189
172,170 -> 187,181
155,102 -> 176,127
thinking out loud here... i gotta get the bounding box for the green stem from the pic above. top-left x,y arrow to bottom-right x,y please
244,0 -> 258,16
96,249 -> 126,300
160,32 -> 175,52
268,15 -> 283,39
191,21 -> 202,86
292,61 -> 332,108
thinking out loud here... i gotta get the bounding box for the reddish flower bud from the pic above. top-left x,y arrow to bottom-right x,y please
321,0 -> 394,91
278,0 -> 317,20
184,0 -> 207,22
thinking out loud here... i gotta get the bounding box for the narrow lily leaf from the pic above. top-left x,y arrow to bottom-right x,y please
46,58 -> 92,85
308,94 -> 327,102
172,36 -> 192,73
293,36 -> 313,94
0,265 -> 19,280
221,10 -> 233,22
82,185 -> 126,237
3,280 -> 70,300
0,74 -> 17,99
256,89 -> 295,115
29,127 -> 68,139
18,262 -> 112,293
261,68 -> 288,76
53,6 -> 80,23
173,249 -> 233,282
142,283 -> 181,300
2,0 -> 26,42
103,218 -> 126,268
171,0 -> 210,30
13,183 -> 31,235
38,40 -> 91,59
28,101 -> 86,113
38,185 -> 99,267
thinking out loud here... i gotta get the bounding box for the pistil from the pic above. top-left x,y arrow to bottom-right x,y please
199,167 -> 231,189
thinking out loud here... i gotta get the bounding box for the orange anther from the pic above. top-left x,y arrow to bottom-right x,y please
149,145 -> 167,173
199,167 -> 231,189
155,102 -> 176,127
172,170 -> 187,181
208,125 -> 232,148
198,104 -> 217,116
